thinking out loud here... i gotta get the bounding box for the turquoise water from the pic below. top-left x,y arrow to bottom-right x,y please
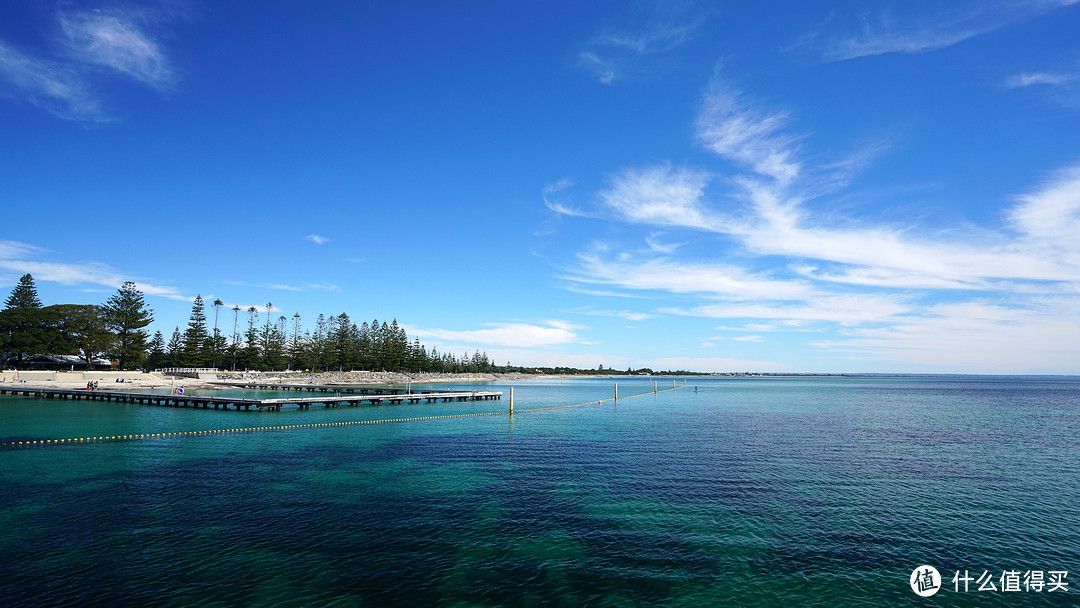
1,376 -> 1077,606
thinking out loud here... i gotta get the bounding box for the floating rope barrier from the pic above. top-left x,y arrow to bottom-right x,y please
0,385 -> 684,449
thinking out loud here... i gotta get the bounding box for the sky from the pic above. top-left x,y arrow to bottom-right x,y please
2,0 -> 1080,374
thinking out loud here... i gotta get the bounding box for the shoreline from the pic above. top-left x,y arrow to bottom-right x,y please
0,369 -> 707,392
0,370 -> 551,391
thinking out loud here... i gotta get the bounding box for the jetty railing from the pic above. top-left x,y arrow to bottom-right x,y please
158,367 -> 219,379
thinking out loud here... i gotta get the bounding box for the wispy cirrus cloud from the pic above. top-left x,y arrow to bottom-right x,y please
1005,71 -> 1076,88
1004,65 -> 1080,107
567,247 -> 813,301
0,6 -> 180,122
570,307 -> 653,322
813,299 -> 1080,374
549,67 -> 1080,372
645,233 -> 683,254
663,293 -> 914,327
598,164 -> 721,229
647,355 -> 788,373
0,239 -> 189,301
1008,163 -> 1080,256
222,280 -> 340,293
730,335 -> 763,342
542,178 -> 589,217
411,320 -> 582,348
696,84 -> 802,184
587,163 -> 1080,293
577,1 -> 705,84
0,40 -> 106,121
549,5 -> 1080,371
306,234 -> 330,245
580,79 -> 1080,291
59,9 -> 176,91
794,1 -> 1079,62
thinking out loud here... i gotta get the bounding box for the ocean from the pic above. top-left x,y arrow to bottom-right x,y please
1,375 -> 1077,606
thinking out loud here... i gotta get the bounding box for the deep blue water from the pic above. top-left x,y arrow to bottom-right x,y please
1,376 -> 1077,606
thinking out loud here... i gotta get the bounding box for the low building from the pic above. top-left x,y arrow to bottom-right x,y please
20,354 -> 115,370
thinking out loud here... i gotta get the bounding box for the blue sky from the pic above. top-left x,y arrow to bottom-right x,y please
3,1 -> 1080,374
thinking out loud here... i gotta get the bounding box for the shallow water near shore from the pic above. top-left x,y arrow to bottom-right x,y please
1,375 -> 1078,606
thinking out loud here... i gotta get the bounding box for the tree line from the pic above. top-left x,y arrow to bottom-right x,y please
0,274 -> 153,370
2,273 -> 702,375
145,294 -> 504,373
0,274 -> 505,373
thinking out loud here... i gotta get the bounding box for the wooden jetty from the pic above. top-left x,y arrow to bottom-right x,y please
228,382 -> 453,395
0,386 -> 501,412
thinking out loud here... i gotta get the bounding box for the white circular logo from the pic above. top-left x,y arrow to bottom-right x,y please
910,565 -> 942,597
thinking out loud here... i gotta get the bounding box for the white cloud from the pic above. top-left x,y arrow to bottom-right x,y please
0,41 -> 106,121
593,21 -> 699,54
799,1 -> 1079,62
572,308 -> 652,322
551,22 -> 1080,372
645,355 -> 788,373
543,178 -> 592,217
481,348 -> 631,370
0,240 -> 47,260
815,299 -> 1080,374
696,85 -> 802,183
563,284 -> 655,299
222,280 -> 340,293
645,233 -> 682,254
1005,72 -> 1075,88
577,2 -> 704,84
60,10 -> 175,91
792,264 -> 990,290
577,51 -> 617,85
553,77 -> 1080,376
717,322 -> 812,332
592,156 -> 1080,291
0,7 -> 179,122
1008,164 -> 1080,246
730,335 -> 763,342
568,248 -> 813,301
665,293 -> 913,326
306,234 -> 330,245
0,239 -> 189,301
411,321 -> 582,348
552,79 -> 1080,374
598,165 -> 721,229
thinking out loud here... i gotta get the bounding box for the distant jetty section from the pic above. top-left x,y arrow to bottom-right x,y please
230,382 -> 455,395
0,386 -> 501,412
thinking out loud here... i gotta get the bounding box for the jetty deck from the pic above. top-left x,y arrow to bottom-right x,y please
227,382 -> 453,395
0,386 -> 501,412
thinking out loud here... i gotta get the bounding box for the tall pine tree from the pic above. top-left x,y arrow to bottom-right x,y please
165,327 -> 183,367
102,281 -> 154,370
181,295 -> 211,367
145,330 -> 166,370
0,274 -> 45,366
